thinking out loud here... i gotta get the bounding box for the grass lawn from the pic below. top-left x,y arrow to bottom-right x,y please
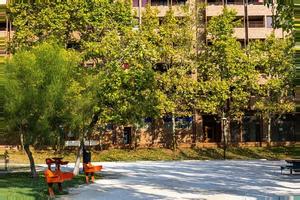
1,146 -> 299,165
0,172 -> 100,200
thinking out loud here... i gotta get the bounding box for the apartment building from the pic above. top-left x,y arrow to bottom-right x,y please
206,0 -> 284,43
130,0 -> 298,148
0,0 -> 298,147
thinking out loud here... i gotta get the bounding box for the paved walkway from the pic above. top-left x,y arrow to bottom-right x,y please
58,160 -> 300,200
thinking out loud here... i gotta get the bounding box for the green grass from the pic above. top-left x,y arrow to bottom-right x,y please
0,172 -> 99,200
2,146 -> 299,165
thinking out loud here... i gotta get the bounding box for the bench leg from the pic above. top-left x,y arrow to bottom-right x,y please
91,173 -> 95,183
290,169 -> 293,175
48,183 -> 55,198
58,183 -> 62,192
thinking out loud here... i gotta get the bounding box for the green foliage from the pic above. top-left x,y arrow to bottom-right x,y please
4,41 -> 80,146
265,0 -> 294,33
8,0 -> 133,53
199,8 -> 258,120
141,5 -> 196,116
248,34 -> 295,117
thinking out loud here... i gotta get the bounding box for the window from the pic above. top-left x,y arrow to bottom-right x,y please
133,0 -> 139,7
207,0 -> 222,5
248,16 -> 264,28
123,127 -> 132,144
151,0 -> 168,6
227,0 -> 243,5
173,0 -> 187,5
234,16 -> 244,28
175,117 -> 193,129
266,16 -> 273,28
133,0 -> 148,7
0,22 -> 5,31
248,0 -> 263,4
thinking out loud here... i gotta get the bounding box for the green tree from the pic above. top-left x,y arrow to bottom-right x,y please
264,0 -> 294,33
140,5 -> 196,150
248,34 -> 294,143
4,41 -> 80,177
8,0 -> 133,54
199,8 -> 258,157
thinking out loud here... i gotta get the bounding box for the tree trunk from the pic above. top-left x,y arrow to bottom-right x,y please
99,130 -> 102,151
57,131 -> 61,152
73,111 -> 101,175
239,120 -> 243,143
171,113 -> 176,151
192,110 -> 202,144
221,112 -> 227,160
73,139 -> 83,176
134,124 -> 139,150
24,144 -> 38,178
20,131 -> 24,152
267,116 -> 271,144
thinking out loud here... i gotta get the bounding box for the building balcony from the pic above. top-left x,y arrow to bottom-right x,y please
247,4 -> 272,16
206,4 -> 244,16
233,28 -> 245,39
248,27 -> 283,39
232,27 -> 283,39
0,30 -> 6,38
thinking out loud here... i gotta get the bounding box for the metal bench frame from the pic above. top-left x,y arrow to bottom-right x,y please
281,165 -> 300,174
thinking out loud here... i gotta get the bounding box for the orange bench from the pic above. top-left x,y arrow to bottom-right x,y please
83,163 -> 103,173
83,162 -> 103,184
44,158 -> 74,197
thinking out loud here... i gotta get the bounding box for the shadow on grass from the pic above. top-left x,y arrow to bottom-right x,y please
178,148 -> 225,160
0,171 -> 96,200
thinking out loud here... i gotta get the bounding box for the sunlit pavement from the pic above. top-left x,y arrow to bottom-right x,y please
58,160 -> 300,200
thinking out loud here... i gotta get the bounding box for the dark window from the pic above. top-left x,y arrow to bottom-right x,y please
151,0 -> 168,6
0,22 -> 5,31
133,0 -> 139,7
175,117 -> 192,129
234,16 -> 244,28
123,127 -> 132,144
237,39 -> 245,47
173,0 -> 187,5
227,0 -> 243,5
133,0 -> 148,7
248,16 -> 265,28
248,0 -> 264,4
207,0 -> 222,5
